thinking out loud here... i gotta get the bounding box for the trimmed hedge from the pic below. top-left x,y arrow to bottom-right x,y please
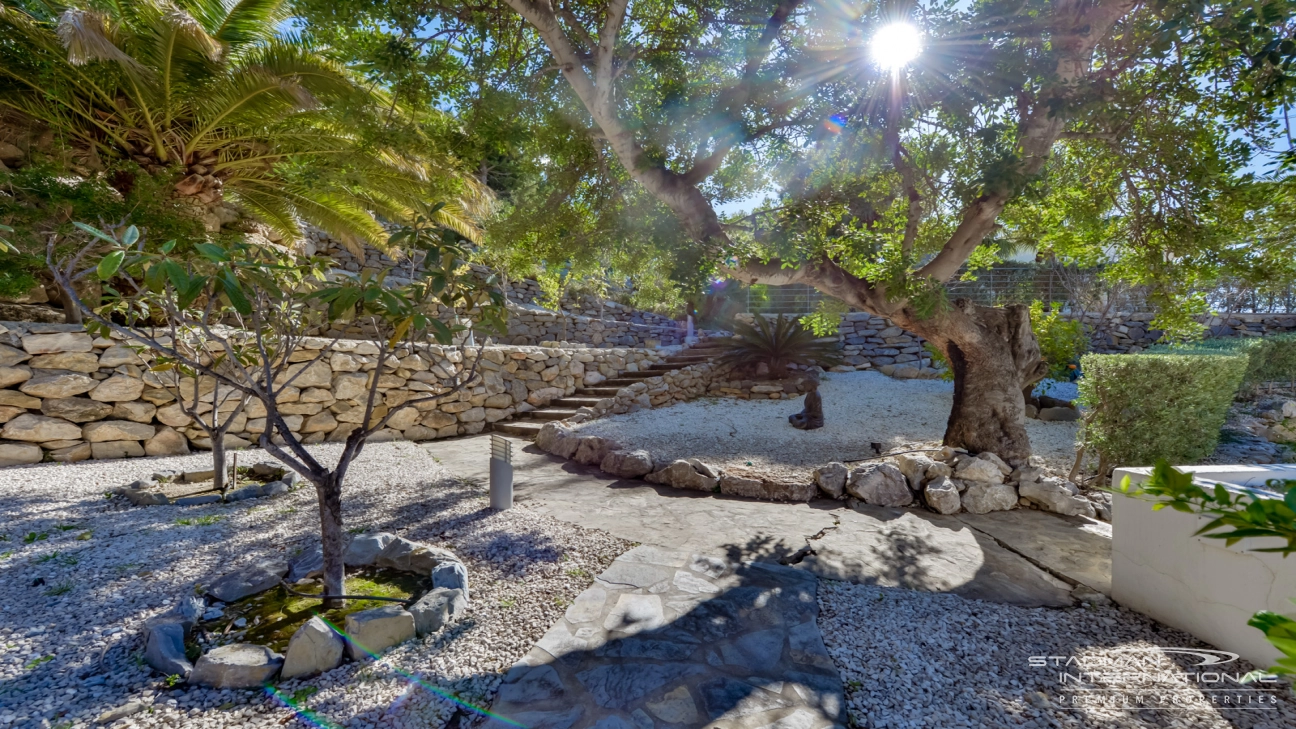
1078,353 -> 1248,467
1147,333 -> 1296,390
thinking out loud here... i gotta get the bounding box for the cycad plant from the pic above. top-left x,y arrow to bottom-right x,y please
0,0 -> 487,253
715,314 -> 842,378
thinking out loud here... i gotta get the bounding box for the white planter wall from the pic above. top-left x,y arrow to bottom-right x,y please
1112,465 -> 1296,668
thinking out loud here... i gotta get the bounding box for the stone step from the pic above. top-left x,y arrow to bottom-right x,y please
577,387 -> 621,397
647,362 -> 689,371
523,409 -> 580,421
552,397 -> 601,407
603,378 -> 648,387
491,421 -> 543,437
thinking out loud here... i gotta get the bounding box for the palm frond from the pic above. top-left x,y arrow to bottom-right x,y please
714,314 -> 843,376
55,8 -> 146,72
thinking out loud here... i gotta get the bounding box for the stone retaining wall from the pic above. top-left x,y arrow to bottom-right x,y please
1069,311 -> 1296,353
304,229 -> 692,347
0,321 -> 666,466
743,310 -> 1296,372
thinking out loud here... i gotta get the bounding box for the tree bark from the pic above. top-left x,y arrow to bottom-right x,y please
895,301 -> 1047,465
211,435 -> 227,496
317,474 -> 346,609
57,281 -> 82,324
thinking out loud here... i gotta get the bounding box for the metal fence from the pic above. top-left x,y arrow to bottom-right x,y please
742,265 -> 1296,315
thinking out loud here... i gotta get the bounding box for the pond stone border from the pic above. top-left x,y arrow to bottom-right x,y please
142,533 -> 469,688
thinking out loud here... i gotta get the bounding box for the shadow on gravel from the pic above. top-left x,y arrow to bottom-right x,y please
482,534 -> 846,729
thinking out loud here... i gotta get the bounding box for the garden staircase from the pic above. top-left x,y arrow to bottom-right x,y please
492,339 -> 726,438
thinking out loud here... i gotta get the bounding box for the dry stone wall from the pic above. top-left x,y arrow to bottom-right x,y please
303,229 -> 696,347
0,321 -> 666,467
1071,311 -> 1296,353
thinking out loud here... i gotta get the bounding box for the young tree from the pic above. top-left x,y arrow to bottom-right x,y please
50,221 -> 505,606
311,0 -> 1295,463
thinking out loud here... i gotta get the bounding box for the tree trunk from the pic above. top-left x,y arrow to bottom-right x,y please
899,301 -> 1047,465
57,281 -> 82,325
317,474 -> 346,609
211,436 -> 227,496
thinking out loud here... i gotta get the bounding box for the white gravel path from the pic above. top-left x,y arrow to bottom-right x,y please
819,580 -> 1296,729
0,442 -> 630,729
574,370 -> 1081,477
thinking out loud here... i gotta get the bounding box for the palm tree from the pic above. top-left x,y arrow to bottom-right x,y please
0,0 -> 487,254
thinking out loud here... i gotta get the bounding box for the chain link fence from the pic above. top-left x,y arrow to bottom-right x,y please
743,265 -> 1296,315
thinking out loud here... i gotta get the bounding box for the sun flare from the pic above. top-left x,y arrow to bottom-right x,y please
870,22 -> 923,71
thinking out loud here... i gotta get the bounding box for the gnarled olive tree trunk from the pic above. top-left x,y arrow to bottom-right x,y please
896,301 -> 1048,464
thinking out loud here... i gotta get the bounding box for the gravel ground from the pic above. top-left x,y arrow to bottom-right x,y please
575,370 -> 1081,477
0,441 -> 631,729
818,580 -> 1296,729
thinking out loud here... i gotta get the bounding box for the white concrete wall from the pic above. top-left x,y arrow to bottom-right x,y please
1112,465 -> 1296,668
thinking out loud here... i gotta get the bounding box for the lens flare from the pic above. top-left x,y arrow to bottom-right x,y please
870,22 -> 922,70
823,114 -> 847,134
264,616 -> 527,728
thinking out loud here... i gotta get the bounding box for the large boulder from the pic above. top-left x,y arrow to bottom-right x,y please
91,441 -> 146,459
962,481 -> 1018,514
207,559 -> 289,603
375,537 -> 459,575
535,422 -> 579,458
846,462 -> 912,506
0,442 -> 42,466
599,449 -> 654,478
21,332 -> 92,354
813,462 -> 849,499
189,644 -> 283,688
572,436 -> 617,465
1019,477 -> 1097,518
718,473 -> 817,502
410,587 -> 468,636
432,560 -> 469,598
88,375 -> 146,402
83,420 -> 156,442
893,453 -> 937,490
29,352 -> 99,373
344,606 -> 416,660
344,533 -> 396,566
144,427 -> 190,457
923,476 -> 962,515
20,371 -> 96,399
1,413 -> 82,442
954,457 -> 1005,484
281,616 -> 345,680
644,460 -> 717,491
143,622 -> 192,679
0,365 -> 32,388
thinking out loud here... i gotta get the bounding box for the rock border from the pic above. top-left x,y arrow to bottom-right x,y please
114,462 -> 303,506
142,533 -> 469,689
535,422 -> 1112,520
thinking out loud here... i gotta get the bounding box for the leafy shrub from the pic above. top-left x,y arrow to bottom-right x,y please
1029,301 -> 1089,380
1147,333 -> 1296,392
1078,353 -> 1248,467
716,314 -> 842,377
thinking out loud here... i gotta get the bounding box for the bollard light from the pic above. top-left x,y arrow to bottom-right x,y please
489,434 -> 514,510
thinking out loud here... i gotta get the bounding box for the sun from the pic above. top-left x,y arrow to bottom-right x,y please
870,22 -> 923,71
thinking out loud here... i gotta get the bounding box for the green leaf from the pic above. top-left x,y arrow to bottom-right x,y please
1285,485 -> 1296,515
72,222 -> 118,244
96,251 -> 125,281
121,226 -> 139,247
161,240 -> 176,254
194,243 -> 230,263
218,271 -> 251,315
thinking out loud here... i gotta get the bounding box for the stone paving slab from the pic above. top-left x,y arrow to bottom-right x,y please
422,436 -> 1099,608
484,545 -> 845,729
796,504 -> 1075,607
955,509 -> 1113,595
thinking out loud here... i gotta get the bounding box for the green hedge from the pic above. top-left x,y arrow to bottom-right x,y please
1078,353 -> 1248,467
1146,333 -> 1296,390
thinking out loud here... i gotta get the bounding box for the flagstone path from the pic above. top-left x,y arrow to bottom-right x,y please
483,545 -> 844,729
